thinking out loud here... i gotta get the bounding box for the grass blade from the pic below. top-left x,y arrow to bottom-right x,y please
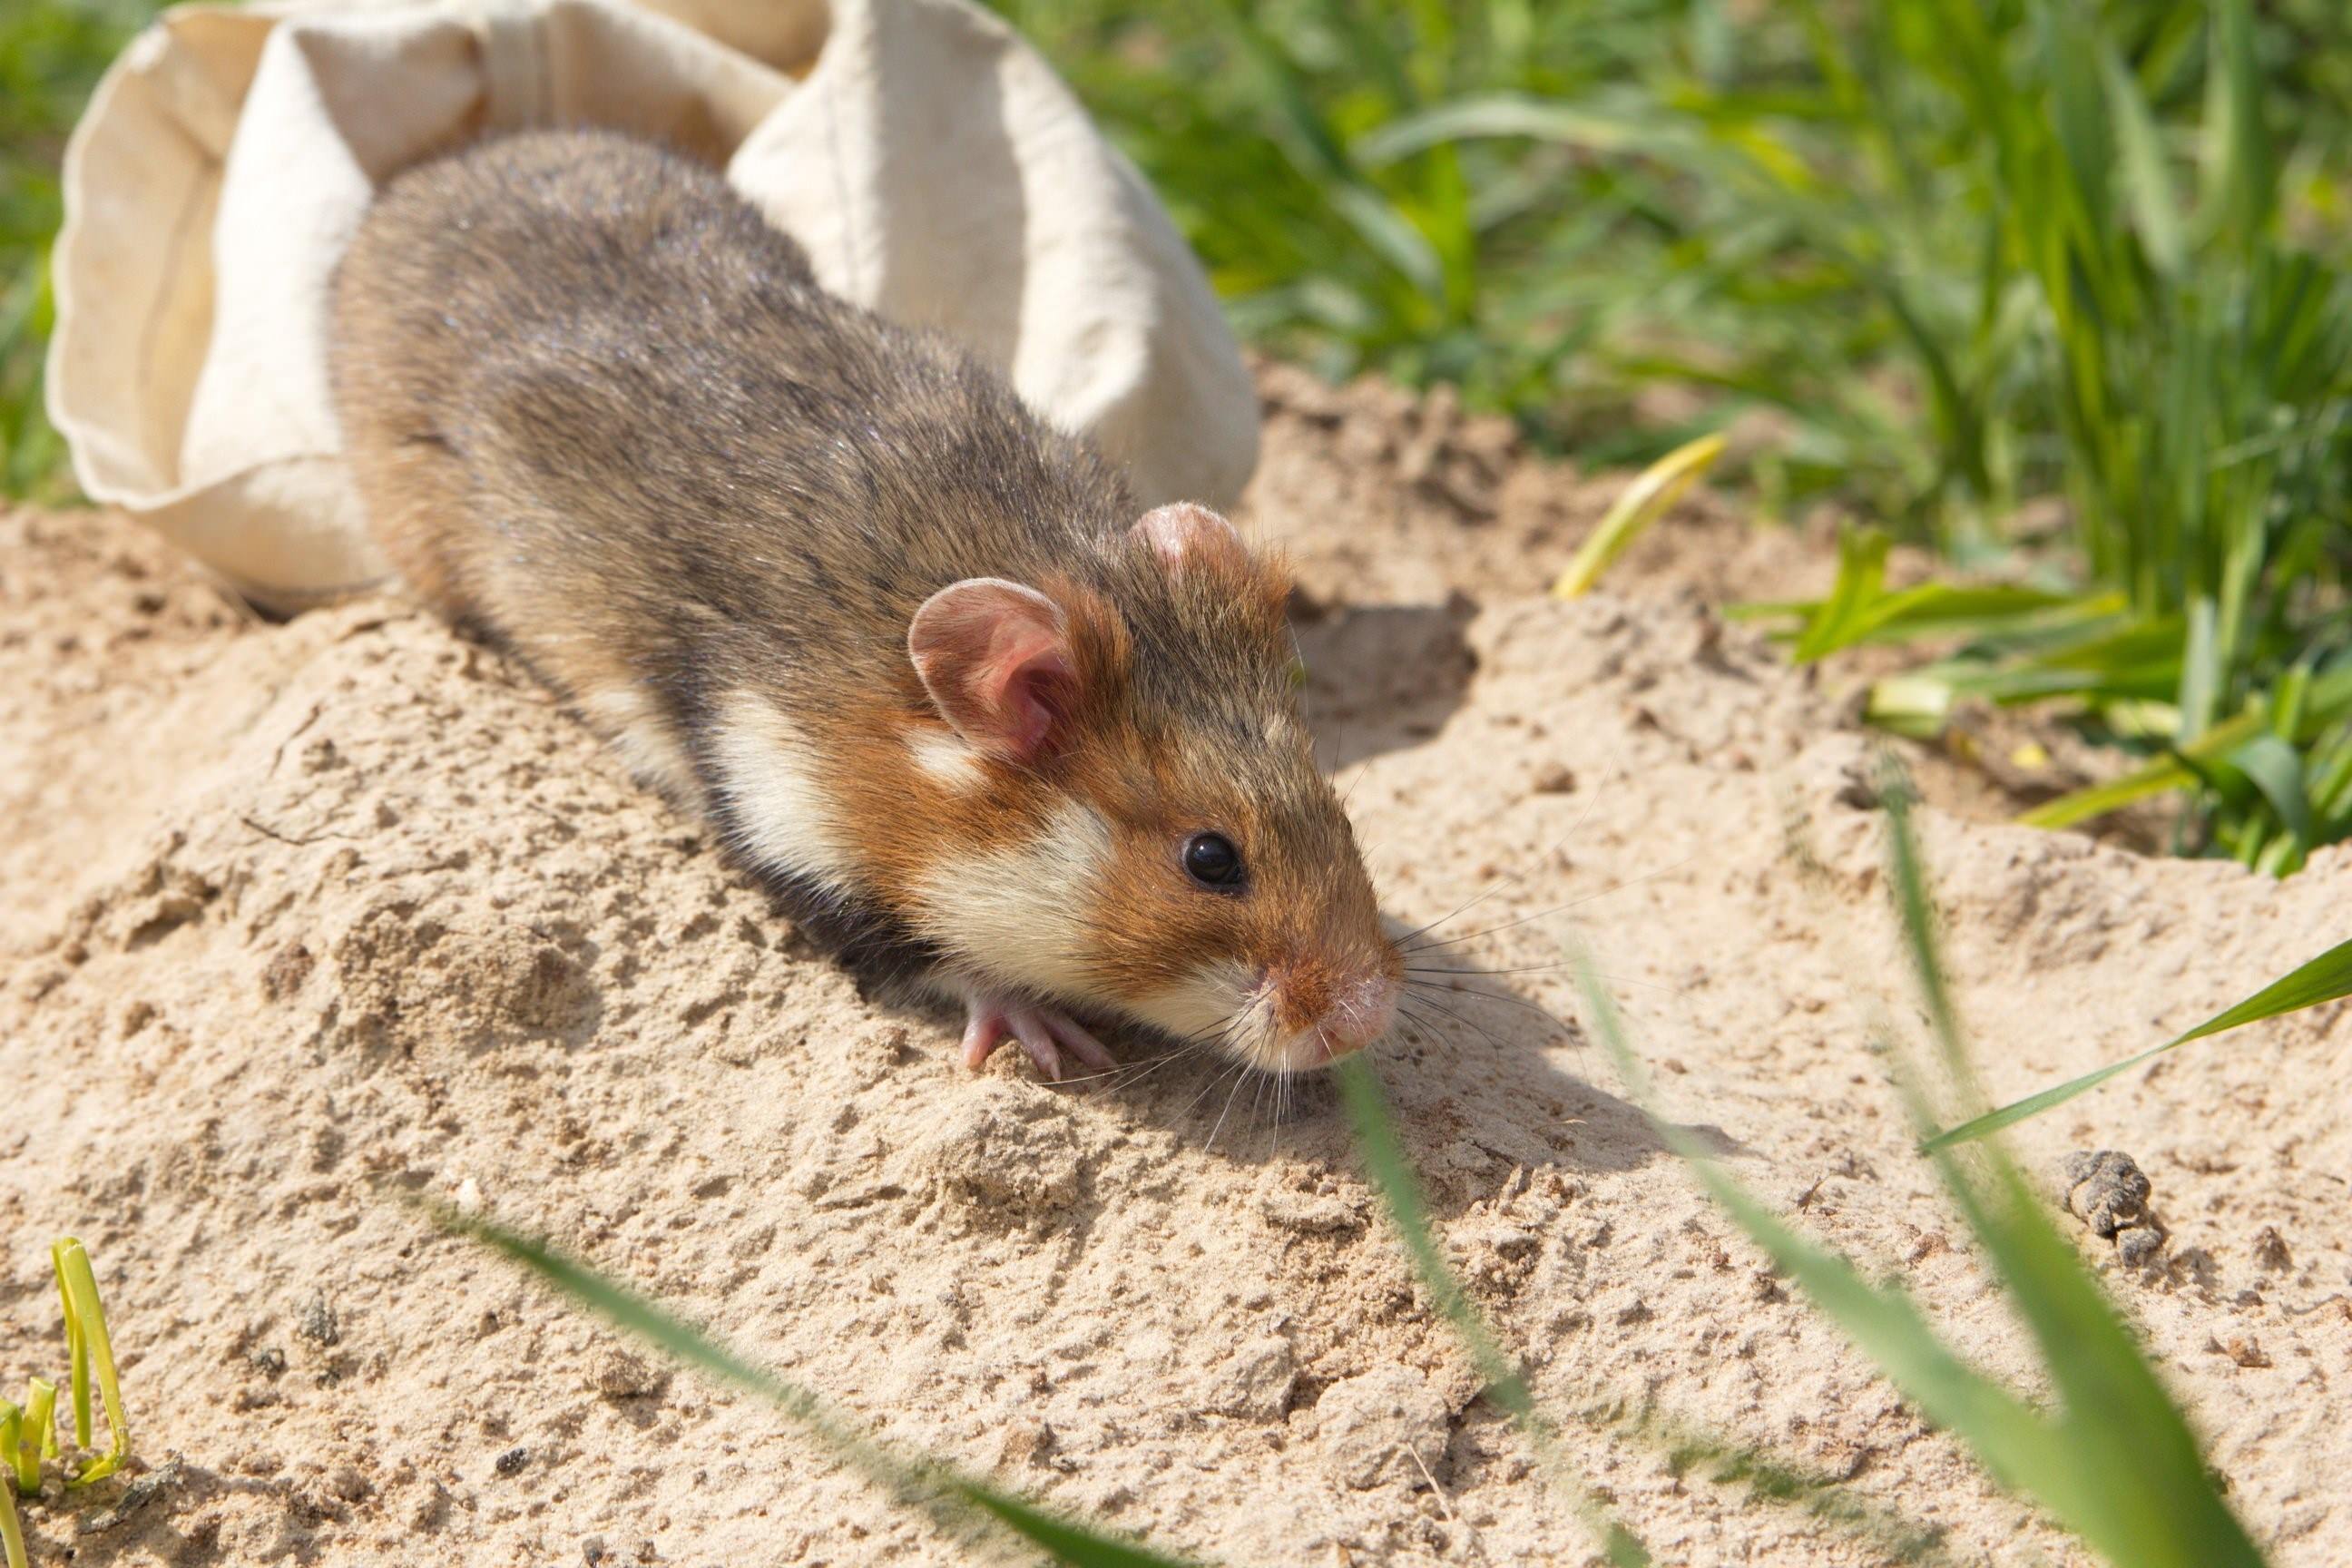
1355,93 -> 1650,163
1791,529 -> 1892,663
2099,37 -> 2185,277
436,1204 -> 1204,1568
1572,962 -> 2082,1511
51,1239 -> 126,1487
2200,0 -> 2275,250
21,1382 -> 52,1466
1927,935 -> 2352,1151
1876,777 -> 2265,1565
54,1247 -> 83,1452
1578,769 -> 2268,1565
2229,733 -> 2314,853
2015,758 -> 2188,829
2179,596 -> 2220,744
2019,708 -> 2269,830
1551,433 -> 1725,599
1769,584 -> 2112,661
1866,673 -> 1956,740
0,1459 -> 19,1568
1331,1055 -> 1650,1567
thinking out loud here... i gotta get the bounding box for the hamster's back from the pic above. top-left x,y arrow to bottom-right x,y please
329,129 -> 1131,707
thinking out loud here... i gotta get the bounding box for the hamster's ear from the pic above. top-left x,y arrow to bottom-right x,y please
908,578 -> 1076,761
1132,502 -> 1293,622
1132,503 -> 1243,568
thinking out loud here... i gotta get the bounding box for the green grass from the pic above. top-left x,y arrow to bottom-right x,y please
0,0 -> 151,501
1928,930 -> 2352,1150
1729,0 -> 2352,873
1573,762 -> 2267,1565
0,1238 -> 138,1568
437,1203 -> 1201,1568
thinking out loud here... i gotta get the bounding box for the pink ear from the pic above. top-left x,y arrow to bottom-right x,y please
1131,503 -> 1241,567
907,579 -> 1076,761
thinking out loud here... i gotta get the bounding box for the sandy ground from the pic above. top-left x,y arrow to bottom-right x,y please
1,369 -> 2347,1567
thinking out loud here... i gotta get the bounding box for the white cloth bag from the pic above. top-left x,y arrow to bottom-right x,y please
47,0 -> 1259,607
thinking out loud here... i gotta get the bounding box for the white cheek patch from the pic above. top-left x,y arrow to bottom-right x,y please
707,690 -> 857,890
910,801 -> 1113,996
906,728 -> 985,790
1131,961 -> 1263,1046
580,682 -> 699,802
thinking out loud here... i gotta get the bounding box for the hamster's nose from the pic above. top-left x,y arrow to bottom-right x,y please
1309,971 -> 1400,1063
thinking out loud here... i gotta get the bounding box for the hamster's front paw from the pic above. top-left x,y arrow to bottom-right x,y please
958,994 -> 1117,1082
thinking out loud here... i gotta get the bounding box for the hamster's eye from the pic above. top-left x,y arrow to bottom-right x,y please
1182,832 -> 1246,892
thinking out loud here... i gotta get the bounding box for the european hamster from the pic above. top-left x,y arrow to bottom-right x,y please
328,129 -> 1401,1080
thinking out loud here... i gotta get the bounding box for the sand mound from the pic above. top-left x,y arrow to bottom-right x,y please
2,378 -> 2347,1566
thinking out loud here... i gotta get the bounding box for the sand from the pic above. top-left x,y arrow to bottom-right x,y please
1,368 -> 2346,1567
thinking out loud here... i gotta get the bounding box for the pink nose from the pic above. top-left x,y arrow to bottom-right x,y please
1313,973 -> 1400,1062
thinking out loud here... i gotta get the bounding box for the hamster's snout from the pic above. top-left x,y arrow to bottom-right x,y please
1260,959 -> 1401,1073
1308,971 -> 1401,1064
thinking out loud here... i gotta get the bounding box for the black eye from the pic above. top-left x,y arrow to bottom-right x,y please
1182,832 -> 1246,891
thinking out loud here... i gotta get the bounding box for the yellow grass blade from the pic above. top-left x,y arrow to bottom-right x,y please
52,1240 -> 128,1488
1552,434 -> 1727,598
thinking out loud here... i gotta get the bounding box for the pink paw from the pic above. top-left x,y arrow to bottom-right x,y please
959,996 -> 1118,1082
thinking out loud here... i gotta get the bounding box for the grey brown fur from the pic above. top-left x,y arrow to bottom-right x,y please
333,131 -> 1144,720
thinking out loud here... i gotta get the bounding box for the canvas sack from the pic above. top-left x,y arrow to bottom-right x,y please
47,0 -> 1258,607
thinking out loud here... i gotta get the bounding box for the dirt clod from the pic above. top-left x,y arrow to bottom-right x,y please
2253,1225 -> 2293,1273
83,1455 -> 184,1534
2062,1149 -> 2168,1267
297,1293 -> 340,1348
590,1347 -> 661,1400
1316,1367 -> 1451,1491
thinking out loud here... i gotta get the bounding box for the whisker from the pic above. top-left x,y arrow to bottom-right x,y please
1402,977 -> 1583,1037
1061,1010 -> 1244,1091
1394,997 -> 1462,1052
1175,1017 -> 1259,1121
1176,1061 -> 1238,1122
1064,1040 -> 1207,1091
1387,884 -> 1508,954
1204,1063 -> 1254,1152
1394,988 -> 1523,1056
1406,963 -> 1685,995
1339,752 -> 1370,811
1401,855 -> 1697,956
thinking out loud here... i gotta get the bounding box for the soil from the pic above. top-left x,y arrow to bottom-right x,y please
1,367 -> 2346,1567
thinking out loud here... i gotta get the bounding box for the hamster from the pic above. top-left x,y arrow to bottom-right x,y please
328,129 -> 1400,1081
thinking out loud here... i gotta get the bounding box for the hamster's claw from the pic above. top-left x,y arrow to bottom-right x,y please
960,1000 -> 1117,1082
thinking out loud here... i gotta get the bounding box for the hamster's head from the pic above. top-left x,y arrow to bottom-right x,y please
905,504 -> 1400,1073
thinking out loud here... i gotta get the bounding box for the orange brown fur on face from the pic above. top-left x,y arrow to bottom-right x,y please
815,531 -> 1401,1068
